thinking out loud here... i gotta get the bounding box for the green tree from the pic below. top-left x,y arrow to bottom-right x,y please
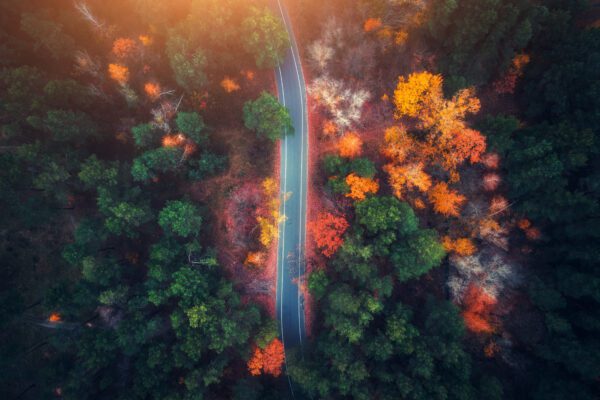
243,91 -> 293,141
176,111 -> 206,144
158,200 -> 202,238
166,33 -> 208,92
242,7 -> 289,68
20,11 -> 76,60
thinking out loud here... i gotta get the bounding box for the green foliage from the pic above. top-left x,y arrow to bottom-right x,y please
132,123 -> 161,149
131,147 -> 183,182
242,7 -> 290,68
20,11 -> 75,60
78,155 -> 118,189
104,201 -> 153,238
391,229 -> 446,282
243,91 -> 293,141
43,79 -> 94,109
428,0 -> 544,84
166,33 -> 208,91
476,114 -> 519,156
176,111 -> 206,144
44,110 -> 99,143
158,200 -> 202,238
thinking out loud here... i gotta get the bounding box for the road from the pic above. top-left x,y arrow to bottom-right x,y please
272,0 -> 308,382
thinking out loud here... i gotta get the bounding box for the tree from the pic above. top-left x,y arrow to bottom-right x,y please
394,71 -> 443,119
384,162 -> 432,199
461,284 -> 496,334
355,196 -> 417,236
166,33 -> 208,91
44,110 -> 99,143
428,182 -> 466,217
427,0 -> 542,85
247,338 -> 285,377
131,123 -> 161,149
78,156 -> 118,189
309,212 -> 349,257
112,37 -> 137,59
20,11 -> 75,60
242,7 -> 290,68
345,173 -> 379,201
104,201 -> 152,238
176,112 -> 206,144
158,200 -> 202,238
243,92 -> 293,141
338,132 -> 363,158
108,63 -> 129,86
391,228 -> 445,282
131,147 -> 183,182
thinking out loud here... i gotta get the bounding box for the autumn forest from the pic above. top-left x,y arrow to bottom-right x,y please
1,0 -> 599,399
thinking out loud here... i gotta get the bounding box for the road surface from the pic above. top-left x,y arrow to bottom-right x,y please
272,0 -> 308,380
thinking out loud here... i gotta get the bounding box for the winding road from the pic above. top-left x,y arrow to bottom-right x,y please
272,0 -> 308,386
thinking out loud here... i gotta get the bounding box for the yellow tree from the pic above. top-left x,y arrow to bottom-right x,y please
393,71 -> 443,119
345,173 -> 379,201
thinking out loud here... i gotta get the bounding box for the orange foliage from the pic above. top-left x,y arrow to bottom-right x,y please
48,313 -> 61,323
413,198 -> 426,209
112,38 -> 137,59
345,173 -> 379,201
442,236 -> 477,256
338,132 -> 362,158
395,30 -> 409,45
220,77 -> 241,93
428,182 -> 465,217
139,35 -> 153,46
241,69 -> 255,81
381,125 -> 415,164
144,82 -> 160,100
108,63 -> 129,85
244,251 -> 266,269
449,128 -> 486,164
322,120 -> 338,137
309,212 -> 349,257
247,347 -> 263,376
517,219 -> 532,230
462,284 -> 497,334
525,227 -> 541,241
483,173 -> 501,191
363,18 -> 383,32
247,338 -> 285,377
384,162 -> 431,199
162,133 -> 186,147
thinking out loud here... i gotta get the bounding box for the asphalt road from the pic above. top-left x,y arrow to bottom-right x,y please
272,0 -> 308,371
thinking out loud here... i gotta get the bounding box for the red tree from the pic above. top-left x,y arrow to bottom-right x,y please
462,284 -> 497,334
247,338 -> 285,377
309,212 -> 349,257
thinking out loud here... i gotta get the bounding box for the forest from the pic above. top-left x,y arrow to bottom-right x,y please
1,0 -> 599,399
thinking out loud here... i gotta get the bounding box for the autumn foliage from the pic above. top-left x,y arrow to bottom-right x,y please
144,82 -> 161,100
48,313 -> 61,323
309,212 -> 349,257
363,18 -> 383,32
338,132 -> 362,158
257,178 -> 284,248
462,284 -> 497,334
345,173 -> 379,201
108,63 -> 129,85
244,251 -> 266,268
442,236 -> 476,256
428,182 -> 466,217
247,338 -> 285,377
112,38 -> 137,59
384,162 -> 431,199
220,77 -> 241,93
493,54 -> 530,94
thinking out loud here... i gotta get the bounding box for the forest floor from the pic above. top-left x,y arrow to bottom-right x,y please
189,72 -> 280,317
